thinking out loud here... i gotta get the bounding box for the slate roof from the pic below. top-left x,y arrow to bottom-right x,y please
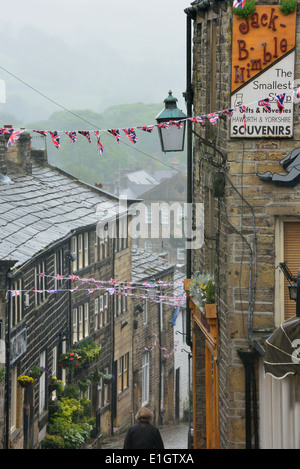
0,163 -> 125,268
131,245 -> 174,282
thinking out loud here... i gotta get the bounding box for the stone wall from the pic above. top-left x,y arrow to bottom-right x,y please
191,0 -> 300,449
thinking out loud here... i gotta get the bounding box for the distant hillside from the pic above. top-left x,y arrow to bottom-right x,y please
25,103 -> 187,189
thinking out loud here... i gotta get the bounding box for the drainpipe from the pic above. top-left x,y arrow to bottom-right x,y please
111,237 -> 116,437
184,6 -> 195,349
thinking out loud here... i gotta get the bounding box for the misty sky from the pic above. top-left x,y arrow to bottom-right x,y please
0,0 -> 188,124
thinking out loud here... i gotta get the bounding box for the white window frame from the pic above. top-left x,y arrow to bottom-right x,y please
142,352 -> 150,406
84,303 -> 89,338
79,305 -> 83,341
11,366 -> 17,431
73,308 -> 78,344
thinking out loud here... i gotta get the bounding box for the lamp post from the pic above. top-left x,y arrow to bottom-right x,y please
155,91 -> 187,153
288,268 -> 300,317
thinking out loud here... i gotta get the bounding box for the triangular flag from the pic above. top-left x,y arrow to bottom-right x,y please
33,130 -> 48,136
233,0 -> 245,8
258,98 -> 271,113
137,125 -> 154,133
239,106 -> 246,135
49,131 -> 60,149
78,131 -> 91,143
107,129 -> 121,142
223,108 -> 234,119
276,93 -> 286,114
207,112 -> 219,125
122,127 -> 137,144
64,131 -> 77,143
7,129 -> 25,148
189,116 -> 204,125
93,130 -> 104,155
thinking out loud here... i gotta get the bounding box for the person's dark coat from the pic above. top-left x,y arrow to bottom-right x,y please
123,421 -> 164,449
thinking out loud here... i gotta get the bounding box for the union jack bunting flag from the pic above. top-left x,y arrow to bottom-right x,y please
64,131 -> 77,143
276,93 -> 286,114
4,128 -> 14,134
156,122 -> 169,129
207,112 -> 219,125
7,129 -> 25,148
239,106 -> 247,134
78,131 -> 91,143
33,130 -> 48,136
170,120 -> 183,128
55,274 -> 63,280
87,289 -> 94,295
223,108 -> 235,119
137,125 -> 154,133
122,127 -> 138,144
293,87 -> 300,99
93,130 -> 104,155
50,131 -> 61,149
258,98 -> 271,113
189,116 -> 204,125
11,290 -> 21,296
107,128 -> 121,142
233,0 -> 245,8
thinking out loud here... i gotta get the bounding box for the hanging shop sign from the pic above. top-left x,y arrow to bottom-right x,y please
230,6 -> 297,138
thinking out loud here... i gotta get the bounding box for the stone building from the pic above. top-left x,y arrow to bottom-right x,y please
131,246 -> 176,426
185,0 -> 300,449
0,130 -> 132,448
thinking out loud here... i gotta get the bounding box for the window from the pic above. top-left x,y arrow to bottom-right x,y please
11,278 -> 23,327
177,248 -> 185,261
161,205 -> 169,225
177,205 -> 184,225
35,261 -> 46,306
143,300 -> 148,325
39,351 -> 46,415
94,298 -> 99,330
73,308 -> 78,344
98,367 -> 111,408
84,233 -> 89,267
78,234 -> 83,269
142,352 -> 150,405
118,216 -> 128,251
84,303 -> 89,338
144,240 -> 152,253
72,302 -> 90,344
95,227 -> 109,261
54,249 -> 64,289
283,222 -> 300,320
145,204 -> 152,224
104,293 -> 109,324
118,353 -> 129,393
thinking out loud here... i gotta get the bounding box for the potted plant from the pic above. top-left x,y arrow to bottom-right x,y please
189,272 -> 216,317
29,365 -> 48,379
49,376 -> 64,393
59,351 -> 83,371
78,378 -> 91,393
103,374 -> 113,385
17,375 -> 34,388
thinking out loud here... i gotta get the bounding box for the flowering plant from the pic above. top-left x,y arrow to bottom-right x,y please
59,352 -> 82,370
189,272 -> 215,307
29,365 -> 48,378
17,375 -> 34,387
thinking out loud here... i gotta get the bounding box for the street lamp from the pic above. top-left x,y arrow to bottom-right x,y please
278,263 -> 300,317
155,91 -> 187,153
288,268 -> 300,317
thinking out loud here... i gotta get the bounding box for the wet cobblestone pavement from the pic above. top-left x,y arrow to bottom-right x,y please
101,422 -> 190,450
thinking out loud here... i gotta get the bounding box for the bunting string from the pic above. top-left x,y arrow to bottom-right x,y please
8,273 -> 186,308
3,86 -> 299,155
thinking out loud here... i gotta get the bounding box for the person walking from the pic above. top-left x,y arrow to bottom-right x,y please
123,407 -> 164,449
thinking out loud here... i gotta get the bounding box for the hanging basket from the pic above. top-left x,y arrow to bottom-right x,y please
18,376 -> 34,388
103,374 -> 113,385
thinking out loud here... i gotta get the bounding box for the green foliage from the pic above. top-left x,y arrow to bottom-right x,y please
279,0 -> 297,15
63,384 -> 80,400
41,434 -> 65,449
0,369 -> 5,383
233,0 -> 256,18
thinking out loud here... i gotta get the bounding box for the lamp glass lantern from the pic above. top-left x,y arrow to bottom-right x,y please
288,282 -> 297,301
155,90 -> 187,153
